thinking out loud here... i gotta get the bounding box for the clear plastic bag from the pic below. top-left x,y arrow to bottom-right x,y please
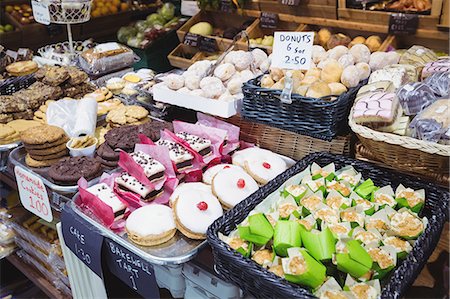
409,99 -> 450,142
397,82 -> 437,116
78,42 -> 136,76
424,72 -> 450,98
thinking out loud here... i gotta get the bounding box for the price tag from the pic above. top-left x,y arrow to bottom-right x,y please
271,32 -> 314,70
31,0 -> 51,25
103,238 -> 159,298
199,36 -> 219,53
183,32 -> 200,47
61,205 -> 104,278
260,12 -> 279,29
220,0 -> 235,13
389,13 -> 419,35
15,166 -> 53,222
181,0 -> 200,17
279,0 -> 300,6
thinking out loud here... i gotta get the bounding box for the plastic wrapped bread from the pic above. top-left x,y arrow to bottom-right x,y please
397,82 -> 437,116
409,99 -> 450,143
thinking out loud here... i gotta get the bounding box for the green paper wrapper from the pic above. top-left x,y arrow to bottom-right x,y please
372,185 -> 396,208
337,167 -> 362,187
301,228 -> 337,261
274,220 -> 303,257
277,196 -> 301,219
326,190 -> 351,210
336,240 -> 373,278
238,213 -> 274,246
354,179 -> 377,199
382,236 -> 412,260
395,184 -> 425,213
326,180 -> 352,197
389,209 -> 427,240
219,231 -> 253,258
311,162 -> 336,181
367,246 -> 397,279
300,190 -> 324,216
282,248 -> 327,289
283,184 -> 308,203
345,276 -> 381,299
350,192 -> 376,216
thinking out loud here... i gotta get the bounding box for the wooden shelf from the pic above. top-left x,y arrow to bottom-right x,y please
6,254 -> 71,299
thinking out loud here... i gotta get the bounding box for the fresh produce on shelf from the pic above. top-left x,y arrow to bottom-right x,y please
367,0 -> 432,12
250,35 -> 274,47
189,22 -> 214,36
91,0 -> 129,18
188,20 -> 254,39
314,28 -> 383,52
220,162 -> 428,298
0,24 -> 14,34
5,4 -> 35,25
117,3 -> 185,49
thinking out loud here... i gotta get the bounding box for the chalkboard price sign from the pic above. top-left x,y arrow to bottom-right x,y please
279,0 -> 300,6
220,0 -> 235,13
103,238 -> 159,298
183,32 -> 200,47
61,205 -> 104,278
389,13 -> 419,35
199,36 -> 219,53
260,12 -> 279,29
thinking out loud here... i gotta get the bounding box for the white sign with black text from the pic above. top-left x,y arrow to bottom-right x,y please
271,32 -> 314,70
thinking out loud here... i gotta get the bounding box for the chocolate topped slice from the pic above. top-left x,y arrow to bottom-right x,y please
175,132 -> 212,157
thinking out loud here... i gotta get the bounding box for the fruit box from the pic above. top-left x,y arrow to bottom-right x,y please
244,0 -> 338,19
236,17 -> 305,54
176,10 -> 256,45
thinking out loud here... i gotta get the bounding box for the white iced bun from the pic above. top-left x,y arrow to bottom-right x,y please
164,74 -> 184,90
200,77 -> 225,99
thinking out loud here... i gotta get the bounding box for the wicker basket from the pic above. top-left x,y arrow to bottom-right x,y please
355,143 -> 450,188
241,76 -> 365,141
207,152 -> 449,298
227,115 -> 353,160
47,0 -> 92,24
348,107 -> 450,185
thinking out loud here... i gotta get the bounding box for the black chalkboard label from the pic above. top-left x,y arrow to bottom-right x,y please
279,0 -> 300,6
199,36 -> 219,53
103,238 -> 159,298
183,32 -> 200,47
260,12 -> 279,29
388,13 -> 419,35
61,205 -> 104,278
220,0 -> 235,13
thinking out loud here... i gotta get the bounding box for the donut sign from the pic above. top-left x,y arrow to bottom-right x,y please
14,166 -> 53,222
271,32 -> 314,70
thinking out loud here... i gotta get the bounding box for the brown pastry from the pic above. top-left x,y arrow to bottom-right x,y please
21,124 -> 67,145
6,61 -> 38,76
66,66 -> 88,86
42,66 -> 70,86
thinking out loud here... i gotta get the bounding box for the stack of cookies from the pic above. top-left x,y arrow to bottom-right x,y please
21,125 -> 69,168
0,124 -> 19,145
49,156 -> 101,185
106,105 -> 149,128
84,87 -> 124,116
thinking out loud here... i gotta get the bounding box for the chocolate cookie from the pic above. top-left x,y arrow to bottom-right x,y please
96,143 -> 119,161
105,121 -> 173,151
21,125 -> 66,145
48,156 -> 102,185
95,155 -> 118,169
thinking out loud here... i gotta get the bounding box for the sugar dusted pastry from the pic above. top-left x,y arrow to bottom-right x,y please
190,89 -> 205,97
184,74 -> 201,90
218,91 -> 236,102
356,62 -> 371,80
200,77 -> 225,99
178,87 -> 190,94
227,77 -> 244,95
187,60 -> 212,77
338,54 -> 355,68
327,45 -> 348,61
214,63 -> 236,81
233,51 -> 253,71
239,70 -> 255,83
164,74 -> 184,90
312,45 -> 327,64
300,76 -> 319,86
270,68 -> 285,82
126,204 -> 176,246
341,65 -> 360,88
305,67 -> 321,79
259,58 -> 271,73
251,48 -> 268,69
349,44 -> 371,64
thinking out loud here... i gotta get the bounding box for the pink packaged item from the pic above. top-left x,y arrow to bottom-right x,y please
173,120 -> 226,164
353,92 -> 399,125
196,113 -> 240,155
421,58 -> 450,79
77,176 -> 128,228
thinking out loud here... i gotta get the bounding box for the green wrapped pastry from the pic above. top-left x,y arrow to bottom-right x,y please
274,220 -> 303,257
252,248 -> 275,267
238,213 -> 274,246
324,222 -> 352,239
354,179 -> 378,199
311,162 -> 336,181
301,227 -> 336,261
350,192 -> 376,216
219,231 -> 253,258
336,167 -> 362,187
372,185 -> 397,208
395,184 -> 425,213
345,276 -> 380,299
294,214 -> 317,231
383,236 -> 412,259
282,248 -> 327,289
326,180 -> 352,197
268,256 -> 285,278
389,209 -> 426,240
365,209 -> 390,233
283,184 -> 308,203
315,277 -> 351,299
367,246 -> 397,279
276,196 -> 301,219
300,190 -> 324,215
326,190 -> 351,210
302,175 -> 326,194
340,207 -> 365,228
352,228 -> 383,247
313,204 -> 340,226
335,240 -> 373,279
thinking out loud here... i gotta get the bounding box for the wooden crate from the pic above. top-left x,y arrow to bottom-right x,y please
438,0 -> 449,29
338,0 -> 443,30
0,13 -> 23,50
244,0 -> 337,19
301,22 -> 394,51
388,34 -> 449,53
176,10 -> 256,44
236,16 -> 305,54
79,10 -> 132,40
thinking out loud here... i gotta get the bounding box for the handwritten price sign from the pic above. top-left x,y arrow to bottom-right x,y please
15,166 -> 53,222
271,32 -> 314,70
31,0 -> 51,25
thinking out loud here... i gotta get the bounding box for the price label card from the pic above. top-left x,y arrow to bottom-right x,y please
181,0 -> 200,17
104,238 -> 159,298
279,0 -> 300,6
183,32 -> 200,47
271,32 -> 314,70
199,36 -> 219,53
31,0 -> 51,25
260,12 -> 279,29
61,205 -> 104,278
15,166 -> 53,222
389,13 -> 419,35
